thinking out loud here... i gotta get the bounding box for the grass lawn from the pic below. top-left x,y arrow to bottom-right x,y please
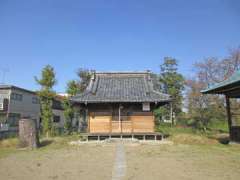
0,132 -> 240,180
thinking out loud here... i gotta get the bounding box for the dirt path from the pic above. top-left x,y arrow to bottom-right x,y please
112,142 -> 126,180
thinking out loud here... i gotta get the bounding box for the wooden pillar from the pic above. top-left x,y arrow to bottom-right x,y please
78,111 -> 81,133
110,105 -> 113,133
170,102 -> 174,126
131,118 -> 133,133
118,104 -> 121,132
225,96 -> 233,140
109,115 -> 112,133
86,108 -> 90,133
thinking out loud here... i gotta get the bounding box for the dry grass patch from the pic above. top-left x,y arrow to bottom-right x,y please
0,138 -> 19,158
0,138 -> 19,148
125,143 -> 240,180
170,133 -> 218,145
0,138 -> 115,180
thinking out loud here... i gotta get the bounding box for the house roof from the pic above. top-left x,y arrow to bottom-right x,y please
71,71 -> 171,103
0,85 -> 36,94
201,70 -> 240,96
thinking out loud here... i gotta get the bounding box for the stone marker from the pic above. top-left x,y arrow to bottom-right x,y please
19,118 -> 39,149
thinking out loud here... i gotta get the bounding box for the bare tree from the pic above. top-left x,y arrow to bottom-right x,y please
185,47 -> 240,131
195,47 -> 240,87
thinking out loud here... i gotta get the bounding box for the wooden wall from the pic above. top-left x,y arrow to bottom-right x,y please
89,115 -> 111,133
89,115 -> 154,133
89,116 -> 154,133
130,116 -> 154,133
87,103 -> 155,133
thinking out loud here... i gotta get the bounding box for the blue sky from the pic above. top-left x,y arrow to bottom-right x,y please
0,0 -> 239,92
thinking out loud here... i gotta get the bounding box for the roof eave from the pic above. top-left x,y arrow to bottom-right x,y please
201,81 -> 240,94
71,99 -> 171,104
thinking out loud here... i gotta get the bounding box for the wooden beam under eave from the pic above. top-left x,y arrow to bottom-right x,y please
202,83 -> 240,95
225,87 -> 240,98
225,95 -> 233,140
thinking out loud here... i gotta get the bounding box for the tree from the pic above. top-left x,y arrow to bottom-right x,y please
66,80 -> 79,96
157,57 -> 185,123
77,68 -> 92,92
195,47 -> 240,85
63,98 -> 74,134
63,80 -> 78,134
185,47 -> 240,131
62,68 -> 92,133
186,79 -> 226,131
35,65 -> 57,137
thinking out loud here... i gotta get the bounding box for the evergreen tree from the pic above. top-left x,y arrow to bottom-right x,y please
63,98 -> 74,134
157,57 -> 185,123
35,65 -> 56,137
63,80 -> 78,134
77,68 -> 92,92
66,80 -> 79,96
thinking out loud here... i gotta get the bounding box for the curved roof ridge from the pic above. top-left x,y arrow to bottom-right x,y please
71,71 -> 171,103
95,71 -> 150,74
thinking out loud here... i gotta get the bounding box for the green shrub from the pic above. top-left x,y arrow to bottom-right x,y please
156,123 -> 196,136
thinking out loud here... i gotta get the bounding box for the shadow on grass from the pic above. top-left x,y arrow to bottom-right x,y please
39,139 -> 54,148
163,134 -> 170,139
217,136 -> 230,145
208,134 -> 230,145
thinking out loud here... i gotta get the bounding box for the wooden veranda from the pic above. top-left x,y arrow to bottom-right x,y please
81,132 -> 164,141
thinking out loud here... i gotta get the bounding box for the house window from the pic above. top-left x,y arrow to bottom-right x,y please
32,97 -> 39,104
0,114 -> 7,124
53,115 -> 61,123
11,93 -> 23,101
8,113 -> 21,127
142,102 -> 150,111
52,100 -> 63,110
0,98 -> 3,110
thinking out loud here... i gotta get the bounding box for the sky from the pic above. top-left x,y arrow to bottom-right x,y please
0,0 -> 240,92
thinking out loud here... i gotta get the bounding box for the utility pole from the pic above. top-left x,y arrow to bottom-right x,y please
0,68 -> 9,84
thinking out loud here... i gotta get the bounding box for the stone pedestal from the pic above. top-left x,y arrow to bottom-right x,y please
19,118 -> 39,149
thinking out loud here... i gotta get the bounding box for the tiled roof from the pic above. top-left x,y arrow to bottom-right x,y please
201,70 -> 240,94
71,72 -> 171,103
